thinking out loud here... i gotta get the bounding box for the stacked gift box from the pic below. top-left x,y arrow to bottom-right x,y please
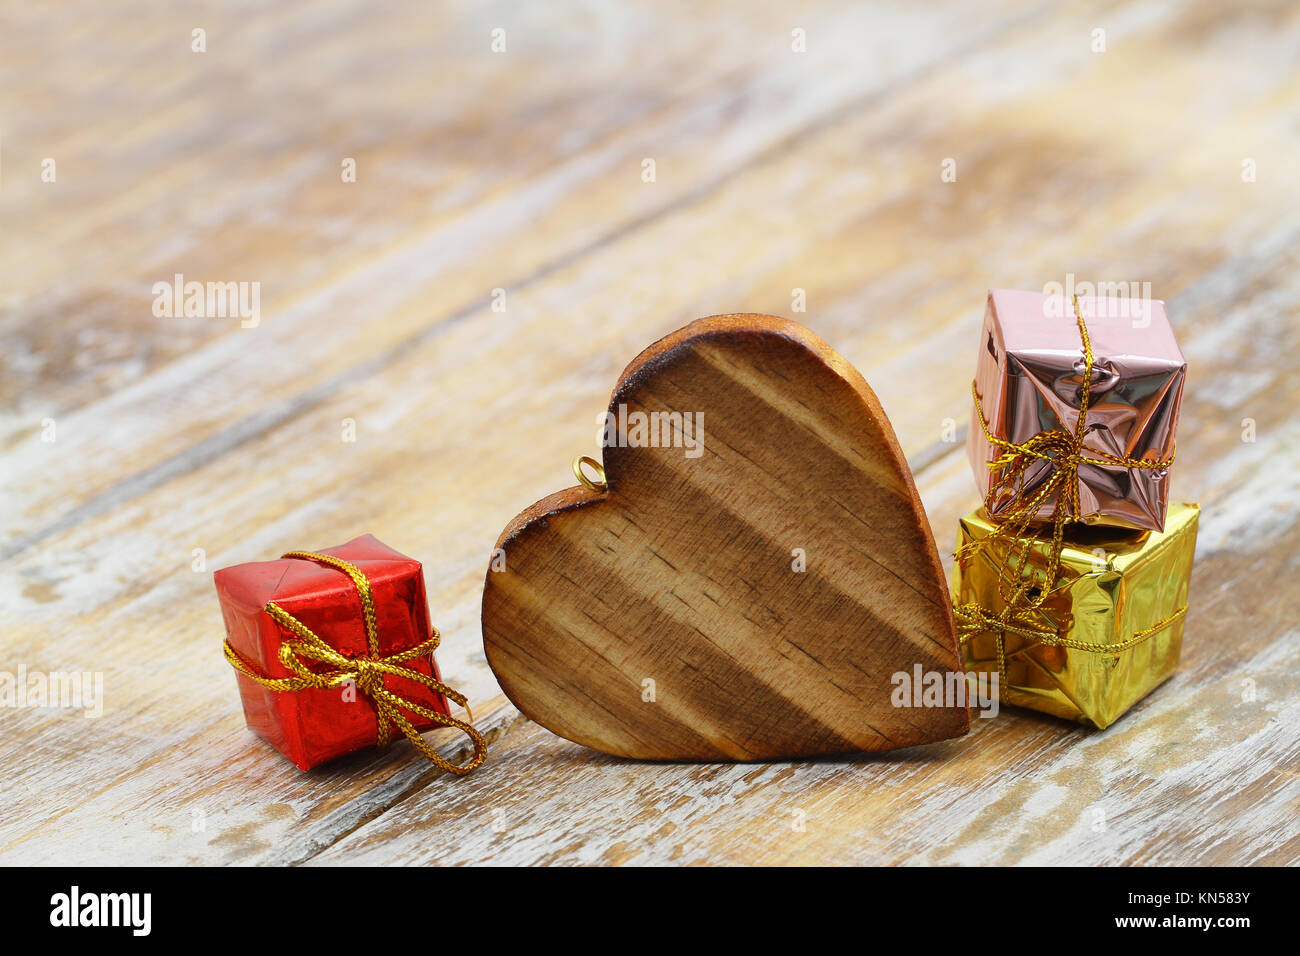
950,288 -> 1198,729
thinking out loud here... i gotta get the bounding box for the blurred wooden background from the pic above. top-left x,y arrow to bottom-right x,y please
2,0 -> 1297,865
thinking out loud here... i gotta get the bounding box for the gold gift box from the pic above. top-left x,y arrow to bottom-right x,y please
952,502 -> 1199,729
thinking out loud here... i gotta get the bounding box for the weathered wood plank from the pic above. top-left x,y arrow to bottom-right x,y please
2,0 -> 1298,866
1,0 -> 1034,552
1,0 -> 1052,864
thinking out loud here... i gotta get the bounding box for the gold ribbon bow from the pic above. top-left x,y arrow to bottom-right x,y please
224,550 -> 487,775
955,296 -> 1184,674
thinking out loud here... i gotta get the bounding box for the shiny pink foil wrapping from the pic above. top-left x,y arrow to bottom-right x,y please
968,289 -> 1185,532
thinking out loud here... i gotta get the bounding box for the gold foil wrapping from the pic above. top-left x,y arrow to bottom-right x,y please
952,502 -> 1199,729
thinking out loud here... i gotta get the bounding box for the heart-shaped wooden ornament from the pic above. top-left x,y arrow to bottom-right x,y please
482,314 -> 969,760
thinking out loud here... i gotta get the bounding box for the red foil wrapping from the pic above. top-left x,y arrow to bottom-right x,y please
968,288 -> 1185,532
214,535 -> 451,770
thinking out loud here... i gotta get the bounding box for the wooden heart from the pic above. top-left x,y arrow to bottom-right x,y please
482,314 -> 968,760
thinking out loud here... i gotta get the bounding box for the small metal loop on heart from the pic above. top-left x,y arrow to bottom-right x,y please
572,455 -> 608,493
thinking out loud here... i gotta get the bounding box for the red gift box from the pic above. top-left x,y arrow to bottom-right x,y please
215,535 -> 464,771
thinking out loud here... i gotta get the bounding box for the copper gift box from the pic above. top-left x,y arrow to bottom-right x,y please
968,289 -> 1186,532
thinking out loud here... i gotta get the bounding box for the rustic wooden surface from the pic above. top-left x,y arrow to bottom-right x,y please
2,0 -> 1297,865
483,314 -> 968,760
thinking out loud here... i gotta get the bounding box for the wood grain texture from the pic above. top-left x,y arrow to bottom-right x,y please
1,0 -> 1298,866
483,314 -> 968,759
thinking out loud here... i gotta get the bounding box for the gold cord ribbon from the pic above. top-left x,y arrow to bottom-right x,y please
224,550 -> 487,775
953,602 -> 1187,681
955,297 -> 1185,675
